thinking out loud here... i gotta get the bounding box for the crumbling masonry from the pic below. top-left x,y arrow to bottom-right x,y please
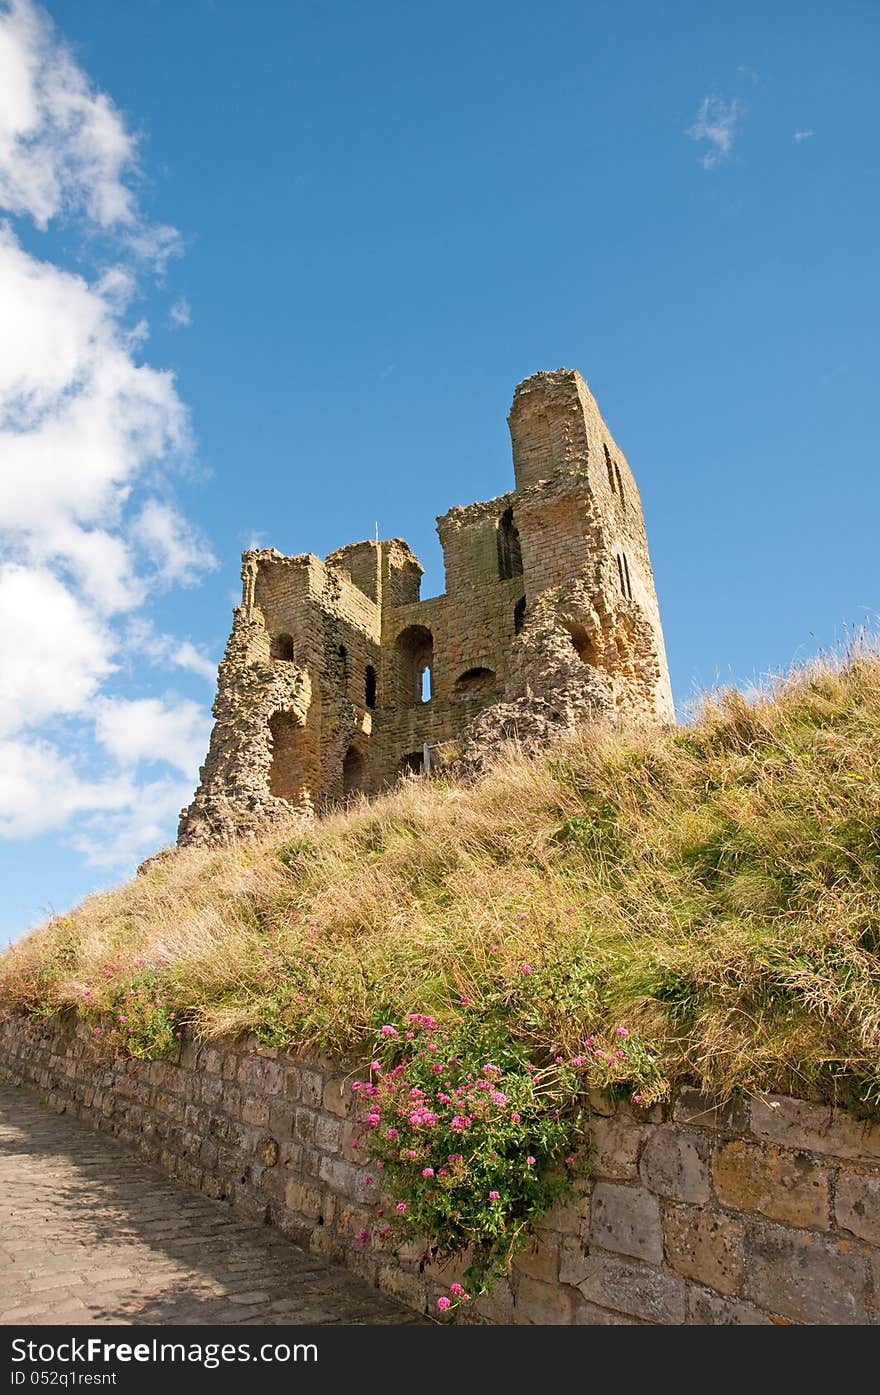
178,369 -> 675,847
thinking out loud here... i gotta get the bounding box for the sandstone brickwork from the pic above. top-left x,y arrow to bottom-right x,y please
3,1016 -> 878,1326
178,369 -> 674,846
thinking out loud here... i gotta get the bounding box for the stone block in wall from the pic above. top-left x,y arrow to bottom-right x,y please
834,1168 -> 880,1245
298,1069 -> 325,1109
662,1203 -> 745,1296
240,1094 -> 271,1128
571,1298 -> 644,1324
712,1140 -> 831,1230
567,1251 -> 688,1324
514,1233 -> 561,1285
268,1099 -> 295,1139
237,1055 -> 284,1095
750,1094 -> 880,1162
513,1275 -> 574,1324
638,1126 -> 711,1202
317,1152 -> 365,1196
323,1075 -> 351,1118
314,1113 -> 344,1154
589,1115 -> 644,1180
377,1266 -> 427,1314
590,1183 -> 664,1265
284,1178 -> 324,1219
686,1288 -> 773,1325
743,1220 -> 873,1324
672,1089 -> 750,1134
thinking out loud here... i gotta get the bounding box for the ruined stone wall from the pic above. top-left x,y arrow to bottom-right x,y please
179,368 -> 675,846
3,1013 -> 879,1326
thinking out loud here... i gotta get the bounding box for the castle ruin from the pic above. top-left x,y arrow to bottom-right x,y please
178,369 -> 674,847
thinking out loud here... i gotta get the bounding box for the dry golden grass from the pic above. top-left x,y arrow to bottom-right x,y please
4,649 -> 880,1106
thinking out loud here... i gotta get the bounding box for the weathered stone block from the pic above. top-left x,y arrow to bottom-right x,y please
743,1220 -> 872,1324
834,1167 -> 880,1245
240,1094 -> 270,1129
571,1299 -> 643,1324
590,1115 -> 644,1180
672,1089 -> 750,1134
713,1140 -> 831,1229
663,1203 -> 745,1295
298,1070 -> 324,1109
284,1179 -> 324,1219
314,1114 -> 344,1154
750,1095 -> 880,1162
514,1275 -> 573,1324
639,1126 -> 711,1202
323,1076 -> 351,1118
378,1266 -> 427,1312
513,1233 -> 560,1285
574,1252 -> 688,1324
687,1287 -> 773,1325
590,1183 -> 664,1265
268,1098 -> 295,1138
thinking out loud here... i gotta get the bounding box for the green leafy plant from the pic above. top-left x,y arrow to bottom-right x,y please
352,1013 -> 584,1315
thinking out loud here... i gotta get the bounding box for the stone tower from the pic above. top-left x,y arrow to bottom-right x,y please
178,369 -> 674,847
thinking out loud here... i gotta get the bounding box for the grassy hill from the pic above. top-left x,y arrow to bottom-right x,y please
3,651 -> 880,1110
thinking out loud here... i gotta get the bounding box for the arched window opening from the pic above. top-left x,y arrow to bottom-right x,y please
394,625 -> 434,706
268,712 -> 307,803
342,745 -> 366,796
271,633 -> 296,662
454,667 -> 497,697
398,751 -> 425,778
364,664 -> 377,709
622,554 -> 633,599
497,507 -> 523,580
615,464 -> 626,509
564,623 -> 598,667
513,596 -> 526,635
604,443 -> 616,494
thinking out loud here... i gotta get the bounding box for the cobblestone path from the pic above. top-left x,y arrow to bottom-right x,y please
0,1084 -> 424,1326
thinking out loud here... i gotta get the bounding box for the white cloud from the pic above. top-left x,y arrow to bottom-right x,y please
0,0 -> 180,264
93,695 -> 210,777
0,564 -> 114,737
171,639 -> 217,684
0,735 -> 132,838
0,1 -> 217,883
687,96 -> 744,169
169,296 -> 191,328
71,775 -> 192,867
134,498 -> 217,586
793,129 -> 815,143
124,618 -> 218,683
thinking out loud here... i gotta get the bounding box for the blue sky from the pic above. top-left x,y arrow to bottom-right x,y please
1,0 -> 878,945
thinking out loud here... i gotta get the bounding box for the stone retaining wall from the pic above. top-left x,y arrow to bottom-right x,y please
2,1013 -> 879,1325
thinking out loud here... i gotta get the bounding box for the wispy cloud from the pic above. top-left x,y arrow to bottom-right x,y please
687,96 -> 744,170
793,129 -> 815,143
169,295 -> 191,327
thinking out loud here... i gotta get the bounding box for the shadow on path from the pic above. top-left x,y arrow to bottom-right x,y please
0,1083 -> 425,1326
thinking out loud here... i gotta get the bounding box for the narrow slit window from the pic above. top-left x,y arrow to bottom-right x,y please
622,554 -> 632,599
497,507 -> 523,580
616,554 -> 626,596
615,464 -> 626,509
514,596 -> 526,634
604,443 -> 616,494
364,664 -> 377,709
